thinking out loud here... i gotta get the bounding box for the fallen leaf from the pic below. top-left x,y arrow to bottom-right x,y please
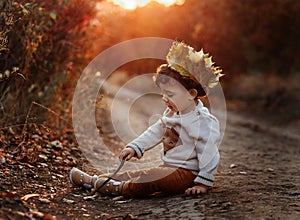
39,198 -> 51,204
0,156 -> 6,164
32,134 -> 42,140
15,211 -> 25,217
21,193 -> 40,201
62,198 -> 75,204
112,196 -> 125,201
55,173 -> 64,178
43,213 -> 56,220
8,127 -> 15,135
115,199 -> 132,204
39,154 -> 48,160
30,211 -> 44,218
83,193 -> 99,201
124,213 -> 138,219
40,162 -> 48,167
0,191 -> 17,198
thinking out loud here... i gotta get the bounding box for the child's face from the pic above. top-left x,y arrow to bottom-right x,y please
159,79 -> 196,114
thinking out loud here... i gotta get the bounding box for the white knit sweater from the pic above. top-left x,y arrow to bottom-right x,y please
127,101 -> 220,187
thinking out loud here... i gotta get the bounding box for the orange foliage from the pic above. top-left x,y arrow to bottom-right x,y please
1,0 -> 299,126
0,0 -> 97,125
92,0 -> 300,76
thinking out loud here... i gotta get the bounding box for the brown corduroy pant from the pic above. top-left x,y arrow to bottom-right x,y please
99,165 -> 196,198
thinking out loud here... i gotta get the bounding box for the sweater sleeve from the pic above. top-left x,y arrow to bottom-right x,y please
126,119 -> 165,158
188,113 -> 220,187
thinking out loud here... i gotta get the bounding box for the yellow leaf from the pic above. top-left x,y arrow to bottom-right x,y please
21,193 -> 40,201
50,11 -> 57,20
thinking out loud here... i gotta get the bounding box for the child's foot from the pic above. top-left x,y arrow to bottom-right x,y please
69,168 -> 124,196
69,167 -> 98,189
93,177 -> 124,196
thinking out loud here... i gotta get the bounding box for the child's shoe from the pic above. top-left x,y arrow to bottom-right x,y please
69,167 -> 98,189
93,177 -> 124,196
69,167 -> 124,196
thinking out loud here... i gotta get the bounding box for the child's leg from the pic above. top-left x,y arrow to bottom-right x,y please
69,166 -> 195,198
98,169 -> 155,181
118,166 -> 196,197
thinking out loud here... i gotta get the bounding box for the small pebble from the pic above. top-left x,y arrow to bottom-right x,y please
230,164 -> 237,168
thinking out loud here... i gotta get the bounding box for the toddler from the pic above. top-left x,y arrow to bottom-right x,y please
69,41 -> 223,198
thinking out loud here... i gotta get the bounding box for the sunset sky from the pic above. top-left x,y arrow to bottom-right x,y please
106,0 -> 185,10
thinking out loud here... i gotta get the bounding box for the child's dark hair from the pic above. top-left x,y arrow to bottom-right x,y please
154,64 -> 206,99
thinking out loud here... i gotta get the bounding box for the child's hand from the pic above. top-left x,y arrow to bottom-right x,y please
119,147 -> 136,161
185,183 -> 208,196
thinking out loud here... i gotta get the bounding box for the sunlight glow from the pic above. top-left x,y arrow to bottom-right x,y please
107,0 -> 185,10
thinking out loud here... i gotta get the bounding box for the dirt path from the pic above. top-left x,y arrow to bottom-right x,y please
65,108 -> 300,219
1,82 -> 299,219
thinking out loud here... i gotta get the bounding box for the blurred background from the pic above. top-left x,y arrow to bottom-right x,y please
0,0 -> 299,129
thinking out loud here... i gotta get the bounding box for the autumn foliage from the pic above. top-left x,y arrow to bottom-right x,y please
0,0 -> 96,126
1,0 -> 299,127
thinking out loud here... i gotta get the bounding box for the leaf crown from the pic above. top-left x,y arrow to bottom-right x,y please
166,41 -> 223,88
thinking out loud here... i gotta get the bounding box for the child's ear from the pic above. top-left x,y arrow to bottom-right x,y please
188,89 -> 198,99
